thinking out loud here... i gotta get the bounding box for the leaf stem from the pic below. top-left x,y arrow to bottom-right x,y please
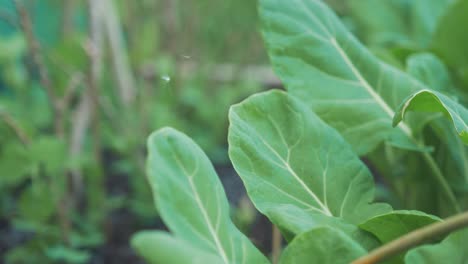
421,151 -> 461,213
352,211 -> 468,264
272,225 -> 282,264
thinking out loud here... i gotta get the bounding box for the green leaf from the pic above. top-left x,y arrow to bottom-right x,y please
359,210 -> 441,263
260,0 -> 431,155
405,228 -> 468,263
411,0 -> 454,47
29,136 -> 68,176
229,90 -> 391,237
18,182 -> 56,223
0,142 -> 32,187
0,34 -> 25,62
406,53 -> 453,94
405,53 -> 468,191
360,210 -> 441,243
393,89 -> 468,144
279,227 -> 366,264
45,34 -> 87,95
349,0 -> 453,50
131,231 -> 223,264
349,0 -> 412,47
45,246 -> 91,264
429,119 -> 468,190
144,128 -> 268,264
266,205 -> 381,250
431,0 -> 468,78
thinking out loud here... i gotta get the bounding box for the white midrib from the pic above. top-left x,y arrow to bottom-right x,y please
174,155 -> 230,264
330,38 -> 413,137
255,133 -> 333,216
284,163 -> 333,216
187,177 -> 230,264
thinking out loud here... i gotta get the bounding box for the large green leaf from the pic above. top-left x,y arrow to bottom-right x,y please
393,89 -> 468,144
431,0 -> 468,88
411,0 -> 454,46
405,228 -> 468,263
229,90 -> 391,237
143,128 -> 268,264
266,206 -> 381,250
131,231 -> 223,264
349,0 -> 452,48
359,210 -> 441,263
360,210 -> 441,243
260,0 -> 432,155
279,227 -> 366,264
405,53 -> 468,192
406,53 -> 454,94
349,0 -> 412,47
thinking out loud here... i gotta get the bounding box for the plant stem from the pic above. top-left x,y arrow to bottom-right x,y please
15,0 -> 70,244
101,0 -> 136,106
61,0 -> 76,38
352,211 -> 468,264
86,0 -> 103,167
14,0 -> 63,136
422,151 -> 461,213
272,225 -> 282,264
0,112 -> 30,145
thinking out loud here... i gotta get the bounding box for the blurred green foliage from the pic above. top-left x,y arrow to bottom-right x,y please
0,0 -> 265,262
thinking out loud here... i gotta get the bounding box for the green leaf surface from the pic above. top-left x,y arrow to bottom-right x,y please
229,90 -> 391,237
393,89 -> 468,144
405,228 -> 468,263
279,227 -> 366,264
260,0 -> 430,155
0,142 -> 32,187
131,231 -> 223,264
18,182 -> 56,223
266,205 -> 381,250
45,246 -> 91,264
29,136 -> 68,176
359,210 -> 441,263
144,128 -> 268,264
349,0 -> 452,48
406,53 -> 453,94
405,53 -> 468,191
411,0 -> 454,46
431,0 -> 468,75
349,0 -> 412,47
360,210 -> 441,244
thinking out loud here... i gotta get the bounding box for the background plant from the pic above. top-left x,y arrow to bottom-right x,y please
0,0 -> 268,263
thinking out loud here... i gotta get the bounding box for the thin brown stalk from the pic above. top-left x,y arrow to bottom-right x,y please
0,111 -> 30,146
352,211 -> 468,264
101,0 -> 136,106
272,225 -> 282,264
69,92 -> 91,200
14,0 -> 71,244
62,72 -> 84,109
86,0 -> 104,165
14,0 -> 63,136
61,0 -> 76,38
